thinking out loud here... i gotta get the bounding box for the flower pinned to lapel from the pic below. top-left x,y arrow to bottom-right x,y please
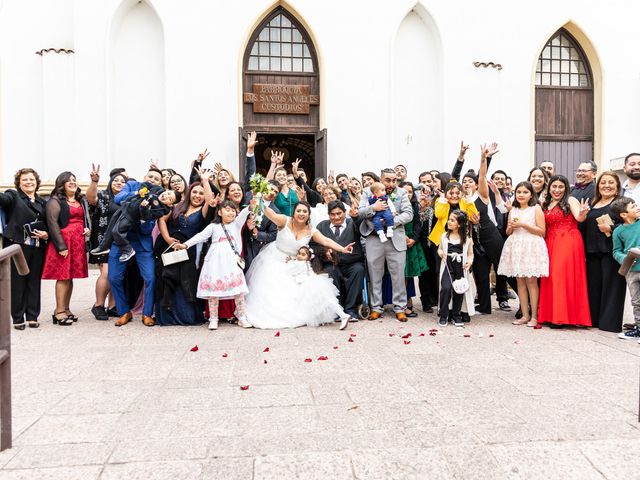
389,191 -> 397,202
190,345 -> 199,352
240,385 -> 250,391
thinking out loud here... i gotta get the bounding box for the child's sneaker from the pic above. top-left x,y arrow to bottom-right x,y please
208,317 -> 218,330
118,248 -> 135,263
452,318 -> 464,327
236,315 -> 253,328
378,232 -> 388,243
386,227 -> 394,238
618,327 -> 640,340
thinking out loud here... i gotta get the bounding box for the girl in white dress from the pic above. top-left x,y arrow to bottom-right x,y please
286,246 -> 350,330
498,181 -> 549,327
175,200 -> 253,330
246,200 -> 355,329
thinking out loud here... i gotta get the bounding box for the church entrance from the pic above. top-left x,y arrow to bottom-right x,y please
240,7 -> 324,181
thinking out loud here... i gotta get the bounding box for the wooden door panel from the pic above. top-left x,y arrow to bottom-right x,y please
535,88 -> 593,137
536,140 -> 592,179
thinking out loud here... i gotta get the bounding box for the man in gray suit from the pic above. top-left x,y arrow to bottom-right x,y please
358,168 -> 414,321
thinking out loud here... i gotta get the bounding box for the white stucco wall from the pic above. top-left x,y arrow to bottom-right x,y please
0,0 -> 639,186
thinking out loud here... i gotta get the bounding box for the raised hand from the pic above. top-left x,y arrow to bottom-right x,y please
327,169 -> 335,185
150,158 -> 159,169
247,131 -> 257,152
195,166 -> 214,182
89,163 -> 100,183
487,179 -> 499,195
480,144 -> 491,159
486,142 -> 499,157
196,148 -> 210,162
214,162 -> 223,174
293,185 -> 306,201
349,203 -> 358,218
458,141 -> 470,160
208,193 -> 221,207
579,198 -> 590,216
292,158 -> 302,177
275,151 -> 285,165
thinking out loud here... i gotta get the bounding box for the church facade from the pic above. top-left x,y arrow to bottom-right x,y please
0,0 -> 639,186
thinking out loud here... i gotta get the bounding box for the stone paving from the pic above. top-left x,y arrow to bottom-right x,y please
0,270 -> 638,479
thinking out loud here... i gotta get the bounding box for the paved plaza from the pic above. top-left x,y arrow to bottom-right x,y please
0,271 -> 638,479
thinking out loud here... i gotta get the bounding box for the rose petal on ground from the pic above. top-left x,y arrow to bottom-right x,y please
514,339 -> 522,344
403,340 -> 411,345
429,329 -> 438,333
333,346 -> 339,350
401,333 -> 412,339
263,347 -> 270,353
263,359 -> 268,364
489,334 -> 495,338
275,331 -> 281,337
240,385 -> 250,391
222,353 -> 228,358
190,345 -> 199,352
304,358 -> 313,363
429,332 -> 437,336
463,334 -> 471,338
388,333 -> 395,337
317,356 -> 328,361
350,333 -> 357,337
348,338 -> 354,343
419,333 -> 425,337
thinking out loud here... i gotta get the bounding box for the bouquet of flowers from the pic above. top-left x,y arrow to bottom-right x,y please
249,173 -> 270,225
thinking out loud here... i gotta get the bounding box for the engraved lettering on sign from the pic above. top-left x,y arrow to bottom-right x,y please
243,84 -> 319,115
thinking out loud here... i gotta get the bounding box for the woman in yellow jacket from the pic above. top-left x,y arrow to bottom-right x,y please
429,181 -> 479,246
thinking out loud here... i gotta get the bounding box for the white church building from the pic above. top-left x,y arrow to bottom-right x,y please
0,0 -> 639,188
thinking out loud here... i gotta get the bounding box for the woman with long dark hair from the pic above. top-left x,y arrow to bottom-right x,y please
42,171 -> 91,326
0,168 -> 48,329
579,171 -> 626,332
155,169 -> 215,325
86,166 -> 127,320
539,175 -> 591,328
528,167 -> 549,204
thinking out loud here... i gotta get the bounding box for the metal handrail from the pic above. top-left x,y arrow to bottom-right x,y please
0,244 -> 29,451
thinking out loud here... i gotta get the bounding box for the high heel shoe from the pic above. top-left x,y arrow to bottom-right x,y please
52,312 -> 73,326
65,310 -> 78,322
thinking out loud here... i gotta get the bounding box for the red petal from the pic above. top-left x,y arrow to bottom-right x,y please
419,333 -> 425,337
429,329 -> 438,333
333,346 -> 339,350
348,337 -> 354,343
263,359 -> 268,364
429,332 -> 437,336
489,334 -> 495,338
463,334 -> 471,338
401,333 -> 412,339
514,339 -> 521,344
263,347 -> 270,353
222,353 -> 228,358
533,324 -> 542,330
304,358 -> 313,363
240,385 -> 250,391
403,340 -> 411,345
317,356 -> 328,361
190,345 -> 199,352
275,331 -> 281,337
350,333 -> 357,337
388,333 -> 395,337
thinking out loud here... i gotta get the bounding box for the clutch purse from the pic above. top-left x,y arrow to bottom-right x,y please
161,243 -> 189,266
23,220 -> 46,237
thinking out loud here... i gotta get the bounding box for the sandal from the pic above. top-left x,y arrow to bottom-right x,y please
405,309 -> 418,318
526,319 -> 538,328
52,312 -> 73,326
512,317 -> 530,325
65,310 -> 78,322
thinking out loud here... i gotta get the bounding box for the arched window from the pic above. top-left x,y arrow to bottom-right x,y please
246,9 -> 315,73
535,29 -> 591,87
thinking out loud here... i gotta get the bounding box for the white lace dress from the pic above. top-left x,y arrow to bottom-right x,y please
498,206 -> 549,278
245,220 -> 346,328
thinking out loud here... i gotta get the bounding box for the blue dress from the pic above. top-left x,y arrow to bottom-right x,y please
155,210 -> 206,326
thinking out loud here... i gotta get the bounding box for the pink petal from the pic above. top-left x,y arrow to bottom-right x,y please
190,345 -> 199,352
317,356 -> 328,361
514,339 -> 521,344
240,385 -> 250,391
263,347 -> 270,353
350,333 -> 357,337
304,358 -> 313,363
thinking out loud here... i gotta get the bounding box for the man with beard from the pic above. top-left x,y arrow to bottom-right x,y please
622,153 -> 640,204
570,161 -> 597,202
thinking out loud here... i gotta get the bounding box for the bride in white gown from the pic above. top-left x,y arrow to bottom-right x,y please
245,201 -> 355,329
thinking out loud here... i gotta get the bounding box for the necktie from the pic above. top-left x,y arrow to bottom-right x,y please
334,225 -> 340,238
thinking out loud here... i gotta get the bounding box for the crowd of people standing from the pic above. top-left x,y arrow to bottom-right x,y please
2,136 -> 639,341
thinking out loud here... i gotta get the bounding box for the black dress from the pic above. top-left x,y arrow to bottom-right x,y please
580,203 -> 626,332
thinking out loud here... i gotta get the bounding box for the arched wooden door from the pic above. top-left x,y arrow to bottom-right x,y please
535,29 -> 594,178
240,7 -> 324,179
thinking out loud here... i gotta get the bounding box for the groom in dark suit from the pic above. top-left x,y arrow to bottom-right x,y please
312,200 -> 365,321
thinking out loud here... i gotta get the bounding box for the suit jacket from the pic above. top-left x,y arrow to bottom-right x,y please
312,217 -> 363,265
358,186 -> 413,251
0,189 -> 47,246
243,202 -> 280,269
113,180 -> 155,251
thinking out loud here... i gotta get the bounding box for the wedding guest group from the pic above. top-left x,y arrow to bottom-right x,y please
1,137 -> 635,341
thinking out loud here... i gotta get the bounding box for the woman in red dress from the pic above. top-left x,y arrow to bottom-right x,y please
538,175 -> 591,328
42,171 -> 91,325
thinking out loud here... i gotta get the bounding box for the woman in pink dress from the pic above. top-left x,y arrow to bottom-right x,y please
42,172 -> 91,325
538,175 -> 591,328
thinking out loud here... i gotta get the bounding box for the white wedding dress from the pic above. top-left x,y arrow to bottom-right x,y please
245,220 -> 346,329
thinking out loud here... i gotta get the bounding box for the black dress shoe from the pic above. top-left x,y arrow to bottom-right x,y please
514,308 -> 523,319
549,323 -> 564,329
106,307 -> 119,318
422,305 -> 434,313
91,305 -> 109,321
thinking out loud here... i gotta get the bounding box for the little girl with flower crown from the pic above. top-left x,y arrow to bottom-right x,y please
175,199 -> 254,330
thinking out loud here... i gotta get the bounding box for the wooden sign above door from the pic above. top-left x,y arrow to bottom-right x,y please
243,83 -> 319,115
